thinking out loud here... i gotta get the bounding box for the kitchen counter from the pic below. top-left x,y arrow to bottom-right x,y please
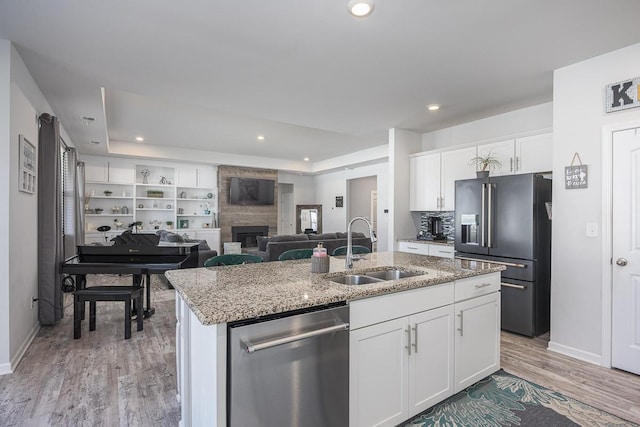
397,238 -> 454,246
166,251 -> 503,325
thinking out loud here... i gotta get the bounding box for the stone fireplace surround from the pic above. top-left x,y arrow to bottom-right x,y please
232,225 -> 269,248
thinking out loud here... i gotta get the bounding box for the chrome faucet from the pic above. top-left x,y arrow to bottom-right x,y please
346,216 -> 378,269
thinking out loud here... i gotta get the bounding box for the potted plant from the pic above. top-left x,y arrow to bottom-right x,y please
166,221 -> 173,229
468,150 -> 502,177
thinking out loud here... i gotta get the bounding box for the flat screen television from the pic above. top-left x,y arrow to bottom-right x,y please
229,177 -> 275,205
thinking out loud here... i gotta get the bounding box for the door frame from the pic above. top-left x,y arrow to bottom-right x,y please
601,120 -> 640,368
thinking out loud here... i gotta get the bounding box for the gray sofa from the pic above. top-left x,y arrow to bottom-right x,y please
249,232 -> 372,262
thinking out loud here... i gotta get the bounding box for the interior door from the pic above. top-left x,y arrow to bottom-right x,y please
280,191 -> 294,235
612,127 -> 640,375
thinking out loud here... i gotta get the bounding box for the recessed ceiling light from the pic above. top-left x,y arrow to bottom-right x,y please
427,104 -> 440,111
257,135 -> 265,141
348,0 -> 375,17
135,136 -> 144,142
304,157 -> 310,162
90,140 -> 100,145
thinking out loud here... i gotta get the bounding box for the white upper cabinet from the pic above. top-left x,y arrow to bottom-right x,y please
516,132 -> 553,174
176,165 -> 216,188
475,132 -> 553,176
108,163 -> 135,183
410,147 -> 476,212
410,153 -> 440,211
84,160 -> 109,182
440,146 -> 477,211
476,139 -> 515,176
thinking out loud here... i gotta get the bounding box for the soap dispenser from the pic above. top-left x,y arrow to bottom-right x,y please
311,242 -> 329,273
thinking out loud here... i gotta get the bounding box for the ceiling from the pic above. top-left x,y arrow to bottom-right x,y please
1,1 -> 640,167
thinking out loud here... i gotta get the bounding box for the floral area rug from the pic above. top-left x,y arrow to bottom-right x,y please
402,370 -> 637,427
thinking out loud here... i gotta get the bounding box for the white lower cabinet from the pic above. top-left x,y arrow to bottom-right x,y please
454,291 -> 501,393
349,285 -> 455,427
349,273 -> 500,426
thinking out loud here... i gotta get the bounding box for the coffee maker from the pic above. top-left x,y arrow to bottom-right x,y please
429,216 -> 446,240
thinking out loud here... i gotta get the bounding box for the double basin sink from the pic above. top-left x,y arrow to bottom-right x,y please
330,269 -> 427,285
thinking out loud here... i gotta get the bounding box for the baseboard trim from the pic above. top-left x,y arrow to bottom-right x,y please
0,362 -> 11,376
8,322 -> 40,373
547,340 -> 602,366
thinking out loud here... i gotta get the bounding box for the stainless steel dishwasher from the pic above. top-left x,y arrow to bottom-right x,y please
228,303 -> 349,427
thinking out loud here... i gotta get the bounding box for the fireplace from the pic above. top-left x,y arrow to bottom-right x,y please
231,225 -> 269,248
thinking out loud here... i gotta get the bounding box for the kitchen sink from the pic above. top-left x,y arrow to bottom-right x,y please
330,274 -> 384,285
364,269 -> 426,281
330,269 -> 428,285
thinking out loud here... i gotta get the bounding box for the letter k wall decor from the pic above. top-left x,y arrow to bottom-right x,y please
606,76 -> 640,113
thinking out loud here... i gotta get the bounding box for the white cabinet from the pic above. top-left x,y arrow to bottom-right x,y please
349,283 -> 455,427
397,241 -> 454,259
350,317 -> 408,427
440,146 -> 477,210
176,165 -> 216,188
108,163 -> 135,183
476,132 -> 553,176
84,160 -> 109,182
410,147 -> 476,211
453,275 -> 501,393
516,133 -> 553,174
410,153 -> 440,211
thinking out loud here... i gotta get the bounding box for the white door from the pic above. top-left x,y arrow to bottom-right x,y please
516,132 -> 553,174
441,146 -> 477,210
350,318 -> 408,427
410,153 -> 440,211
454,292 -> 500,392
408,305 -> 454,415
612,127 -> 640,375
477,139 -> 515,176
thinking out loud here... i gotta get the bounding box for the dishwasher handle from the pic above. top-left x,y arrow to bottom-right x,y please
245,323 -> 350,353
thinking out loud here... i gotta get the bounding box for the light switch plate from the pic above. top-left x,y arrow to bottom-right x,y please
586,222 -> 598,237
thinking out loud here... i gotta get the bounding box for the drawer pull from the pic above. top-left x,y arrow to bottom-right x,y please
474,283 -> 492,289
501,282 -> 526,290
407,246 -> 418,250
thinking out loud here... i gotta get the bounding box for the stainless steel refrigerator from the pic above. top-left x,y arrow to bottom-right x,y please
455,173 -> 552,336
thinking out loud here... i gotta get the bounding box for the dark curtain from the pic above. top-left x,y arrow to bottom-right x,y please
38,113 -> 64,325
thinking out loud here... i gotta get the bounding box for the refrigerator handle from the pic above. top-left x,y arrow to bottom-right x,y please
481,183 -> 486,247
487,183 -> 493,248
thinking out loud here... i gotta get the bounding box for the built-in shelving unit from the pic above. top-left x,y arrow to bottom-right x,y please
83,158 -> 220,252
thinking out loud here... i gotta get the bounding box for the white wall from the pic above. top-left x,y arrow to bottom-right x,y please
277,172 -> 316,206
0,41 -> 72,373
389,128 -> 422,246
313,162 -> 389,251
422,103 -> 553,151
0,40 -> 11,374
550,42 -> 640,363
347,176 -> 377,235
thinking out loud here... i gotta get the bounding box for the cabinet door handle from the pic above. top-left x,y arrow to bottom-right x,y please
510,157 -> 514,172
412,325 -> 418,353
405,327 -> 412,355
440,197 -> 444,210
457,311 -> 464,336
407,246 -> 419,250
516,156 -> 520,171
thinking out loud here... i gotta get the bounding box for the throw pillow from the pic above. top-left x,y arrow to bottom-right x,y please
256,236 -> 271,251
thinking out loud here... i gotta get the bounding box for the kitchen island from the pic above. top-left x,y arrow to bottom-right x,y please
166,251 -> 504,427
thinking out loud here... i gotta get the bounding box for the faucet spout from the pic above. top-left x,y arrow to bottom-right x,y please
346,216 -> 377,269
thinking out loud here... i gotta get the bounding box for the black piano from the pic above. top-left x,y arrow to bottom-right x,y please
61,241 -> 199,317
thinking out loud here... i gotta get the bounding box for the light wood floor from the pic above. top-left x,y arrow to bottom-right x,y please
501,331 -> 640,425
1,277 -> 639,426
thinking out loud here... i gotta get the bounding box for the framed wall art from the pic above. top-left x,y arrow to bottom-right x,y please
19,134 -> 37,194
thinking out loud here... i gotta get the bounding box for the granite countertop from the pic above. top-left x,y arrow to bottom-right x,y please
397,238 -> 455,246
166,251 -> 503,326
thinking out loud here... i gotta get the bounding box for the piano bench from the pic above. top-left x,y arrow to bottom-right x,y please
73,286 -> 144,339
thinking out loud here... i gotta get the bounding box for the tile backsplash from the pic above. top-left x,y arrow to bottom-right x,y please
420,211 -> 455,240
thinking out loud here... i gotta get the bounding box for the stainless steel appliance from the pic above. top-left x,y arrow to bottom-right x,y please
455,173 -> 552,336
228,303 -> 349,427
